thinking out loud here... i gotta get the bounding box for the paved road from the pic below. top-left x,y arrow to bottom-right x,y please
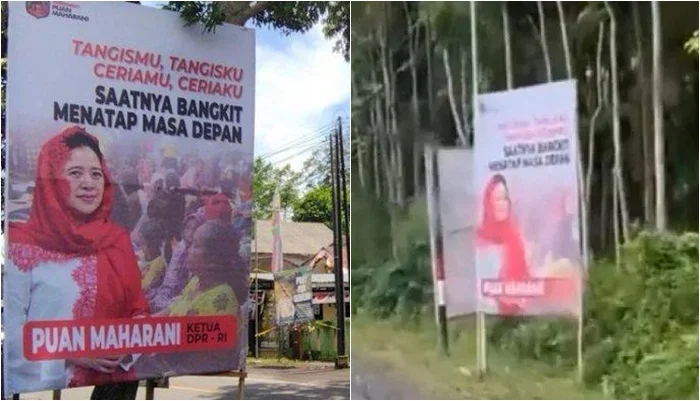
18,364 -> 349,400
351,356 -> 419,400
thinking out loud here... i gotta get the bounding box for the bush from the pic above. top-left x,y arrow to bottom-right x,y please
488,231 -> 699,399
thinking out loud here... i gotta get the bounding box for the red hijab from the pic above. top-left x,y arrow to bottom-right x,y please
476,175 -> 529,282
9,126 -> 149,320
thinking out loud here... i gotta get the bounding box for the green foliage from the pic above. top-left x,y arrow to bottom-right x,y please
352,240 -> 432,321
685,30 -> 699,56
252,157 -> 301,220
488,231 -> 699,400
352,194 -> 699,400
166,1 -> 349,61
292,184 -> 332,226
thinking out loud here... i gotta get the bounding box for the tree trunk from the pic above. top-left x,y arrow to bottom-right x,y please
502,2 -> 513,90
403,1 -> 421,196
221,1 -> 270,26
652,0 -> 666,230
378,12 -> 399,205
537,1 -> 553,81
605,1 -> 630,243
443,48 -> 468,146
556,0 -> 588,266
633,1 -> 654,226
370,55 -> 393,202
371,109 -> 381,198
470,0 -> 479,149
612,168 -> 620,269
600,158 -> 608,249
556,1 -> 572,78
389,50 -> 405,206
356,134 -> 366,190
426,18 -> 436,125
460,49 -> 469,136
587,23 -> 605,204
351,71 -> 366,191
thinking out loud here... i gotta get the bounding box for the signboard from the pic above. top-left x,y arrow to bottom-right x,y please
4,2 -> 254,394
436,148 -> 477,318
473,80 -> 581,317
274,266 -> 314,326
293,267 -> 314,324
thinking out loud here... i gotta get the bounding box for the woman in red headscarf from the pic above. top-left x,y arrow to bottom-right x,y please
4,126 -> 149,397
476,174 -> 529,315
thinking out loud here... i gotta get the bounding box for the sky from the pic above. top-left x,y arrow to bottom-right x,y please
144,2 -> 351,171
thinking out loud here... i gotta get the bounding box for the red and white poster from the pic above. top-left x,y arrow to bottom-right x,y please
4,2 -> 254,394
473,80 -> 582,317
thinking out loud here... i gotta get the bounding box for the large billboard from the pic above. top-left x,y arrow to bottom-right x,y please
4,2 -> 254,394
473,80 -> 581,317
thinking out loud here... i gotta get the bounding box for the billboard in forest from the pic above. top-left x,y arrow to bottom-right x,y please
473,80 -> 582,317
3,2 -> 254,394
274,266 -> 314,326
436,149 -> 477,318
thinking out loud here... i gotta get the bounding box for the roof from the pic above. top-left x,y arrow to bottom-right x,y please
254,220 -> 333,256
304,242 -> 348,271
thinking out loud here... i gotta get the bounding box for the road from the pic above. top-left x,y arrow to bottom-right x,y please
350,356 -> 420,400
17,363 -> 349,400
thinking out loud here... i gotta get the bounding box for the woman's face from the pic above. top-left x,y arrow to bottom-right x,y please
183,218 -> 199,244
491,181 -> 510,222
62,147 -> 105,216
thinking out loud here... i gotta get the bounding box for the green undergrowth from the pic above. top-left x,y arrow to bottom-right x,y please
353,203 -> 699,400
352,313 -> 603,399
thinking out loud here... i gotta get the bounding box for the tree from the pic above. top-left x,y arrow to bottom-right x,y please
167,1 -> 350,61
351,0 -> 698,260
299,134 -> 349,190
252,157 -> 301,220
292,184 -> 332,226
651,1 -> 666,231
605,1 -> 630,243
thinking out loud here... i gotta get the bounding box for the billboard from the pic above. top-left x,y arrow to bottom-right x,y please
473,80 -> 581,317
436,149 -> 477,318
4,2 -> 254,394
274,266 -> 314,326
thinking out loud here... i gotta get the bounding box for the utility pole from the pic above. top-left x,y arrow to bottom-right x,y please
330,130 -> 348,369
254,219 -> 259,359
336,117 -> 350,312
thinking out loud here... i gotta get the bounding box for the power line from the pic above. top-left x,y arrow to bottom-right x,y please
269,139 -> 328,166
267,133 -> 349,167
257,122 -> 335,159
260,134 -> 331,161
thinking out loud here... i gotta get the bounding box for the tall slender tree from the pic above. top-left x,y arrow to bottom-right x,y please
605,1 -> 630,242
651,1 -> 666,231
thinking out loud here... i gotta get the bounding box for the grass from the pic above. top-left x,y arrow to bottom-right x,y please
351,312 -> 605,400
247,357 -> 334,369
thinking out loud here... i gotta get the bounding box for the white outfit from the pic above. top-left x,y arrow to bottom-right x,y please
3,243 -> 97,394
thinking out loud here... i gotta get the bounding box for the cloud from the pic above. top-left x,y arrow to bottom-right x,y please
255,24 -> 350,170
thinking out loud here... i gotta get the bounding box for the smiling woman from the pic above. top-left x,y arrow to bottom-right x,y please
5,126 -> 149,394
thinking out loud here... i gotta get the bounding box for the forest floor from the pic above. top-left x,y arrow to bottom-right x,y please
351,313 -> 604,400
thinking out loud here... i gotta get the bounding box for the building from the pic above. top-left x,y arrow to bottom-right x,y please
249,221 -> 349,358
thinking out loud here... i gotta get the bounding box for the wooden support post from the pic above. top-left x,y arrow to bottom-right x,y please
237,372 -> 246,400
145,380 -> 155,400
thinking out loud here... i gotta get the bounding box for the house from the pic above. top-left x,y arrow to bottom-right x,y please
250,220 -> 349,357
252,220 -> 334,270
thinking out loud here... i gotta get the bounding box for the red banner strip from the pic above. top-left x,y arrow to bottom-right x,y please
23,315 -> 237,361
481,278 -> 579,299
